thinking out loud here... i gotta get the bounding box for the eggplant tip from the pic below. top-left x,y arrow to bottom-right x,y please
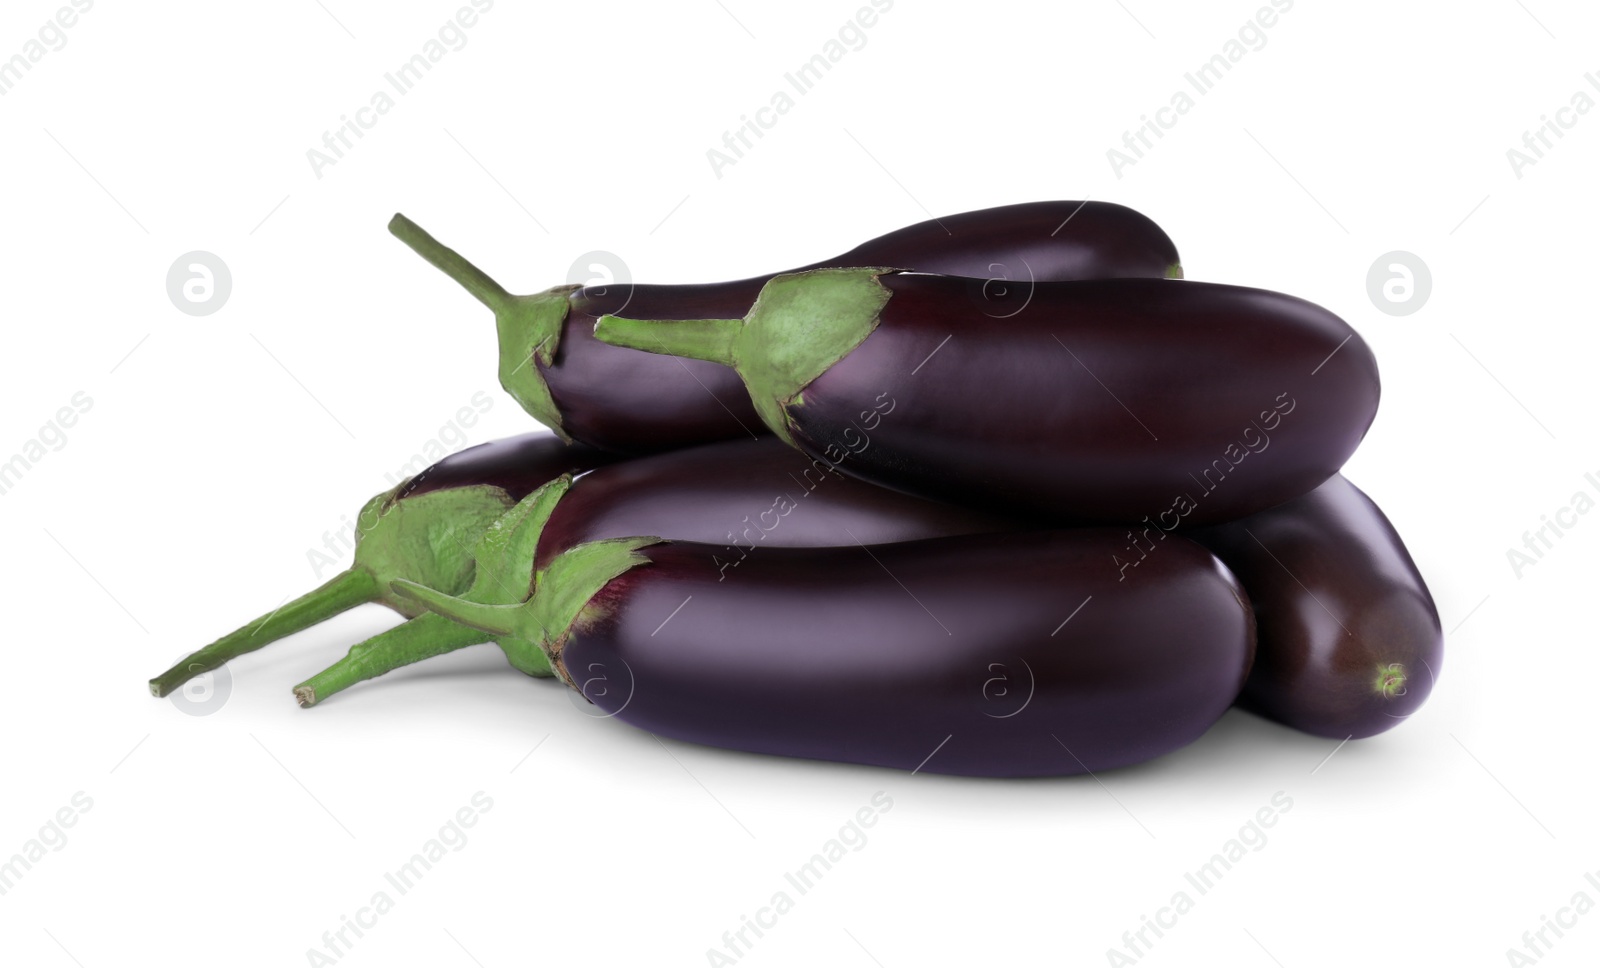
1373,662 -> 1409,699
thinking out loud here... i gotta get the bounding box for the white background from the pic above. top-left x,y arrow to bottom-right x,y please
1,1 -> 1595,965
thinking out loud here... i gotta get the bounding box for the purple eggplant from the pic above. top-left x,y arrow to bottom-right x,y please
1187,475 -> 1442,738
388,201 -> 1182,453
294,437 -> 1015,705
595,271 -> 1380,526
148,434 -> 617,698
390,492 -> 1255,777
532,436 -> 1016,572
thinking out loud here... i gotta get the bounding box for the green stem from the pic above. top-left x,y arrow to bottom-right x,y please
593,269 -> 892,446
293,612 -> 495,708
389,213 -> 578,440
388,213 -> 512,313
388,584 -> 523,638
394,535 -> 662,688
149,568 -> 380,697
593,315 -> 744,367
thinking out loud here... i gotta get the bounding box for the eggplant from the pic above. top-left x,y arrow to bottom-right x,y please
148,434 -> 618,697
596,271 -> 1380,526
392,432 -> 615,501
294,437 -> 1016,705
390,487 -> 1256,777
532,436 -> 1016,572
1187,475 -> 1441,738
388,201 -> 1183,453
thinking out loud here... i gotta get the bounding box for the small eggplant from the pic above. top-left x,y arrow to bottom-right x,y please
596,271 -> 1380,525
147,434 -> 617,697
388,488 -> 1255,777
294,437 -> 1016,705
1187,475 -> 1442,739
388,201 -> 1182,453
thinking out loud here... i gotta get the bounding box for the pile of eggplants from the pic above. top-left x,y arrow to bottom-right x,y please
151,201 -> 1440,778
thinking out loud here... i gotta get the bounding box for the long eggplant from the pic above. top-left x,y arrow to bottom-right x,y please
148,434 -> 617,697
294,438 -> 1016,705
388,201 -> 1182,453
531,436 -> 1017,571
390,489 -> 1256,777
1187,475 -> 1441,738
596,271 -> 1380,525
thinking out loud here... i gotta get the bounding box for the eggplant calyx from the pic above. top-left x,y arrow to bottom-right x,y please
1165,263 -> 1185,279
493,288 -> 580,442
453,476 -> 572,677
385,474 -> 659,690
353,484 -> 521,616
383,475 -> 577,675
394,534 -> 660,692
387,213 -> 578,441
290,478 -> 580,707
595,267 -> 894,446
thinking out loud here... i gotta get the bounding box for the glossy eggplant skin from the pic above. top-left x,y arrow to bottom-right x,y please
533,437 -> 1016,571
561,531 -> 1254,778
553,201 -> 1181,453
1187,476 -> 1441,739
396,432 -> 619,502
789,275 -> 1379,526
